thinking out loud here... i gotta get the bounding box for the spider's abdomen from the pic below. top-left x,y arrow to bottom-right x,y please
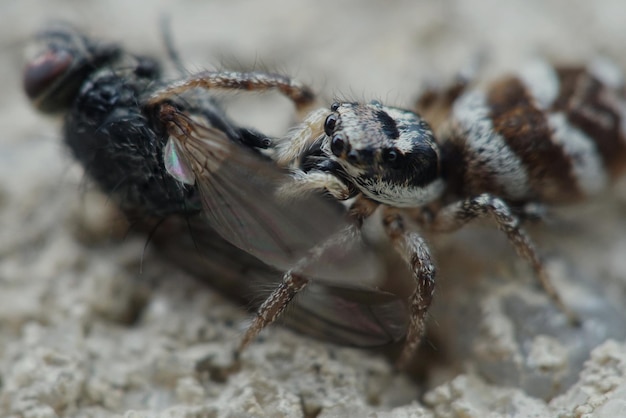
442,61 -> 626,204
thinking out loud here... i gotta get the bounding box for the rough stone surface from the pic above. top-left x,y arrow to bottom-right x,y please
2,0 -> 626,417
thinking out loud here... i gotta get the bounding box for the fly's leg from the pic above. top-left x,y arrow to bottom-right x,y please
146,70 -> 316,114
424,193 -> 580,325
381,207 -> 436,368
238,197 -> 379,354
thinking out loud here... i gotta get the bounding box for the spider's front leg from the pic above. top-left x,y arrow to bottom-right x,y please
238,271 -> 310,351
423,193 -> 580,325
276,169 -> 352,201
381,207 -> 436,368
274,108 -> 357,201
240,155 -> 365,351
237,195 -> 379,354
146,70 -> 317,114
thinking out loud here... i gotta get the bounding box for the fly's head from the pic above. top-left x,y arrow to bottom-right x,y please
23,26 -> 124,113
321,101 -> 444,207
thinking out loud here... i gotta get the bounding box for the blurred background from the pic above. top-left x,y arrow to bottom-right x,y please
2,1 -> 626,416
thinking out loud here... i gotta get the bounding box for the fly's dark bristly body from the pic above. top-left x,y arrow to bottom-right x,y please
24,27 -> 410,359
24,28 -> 275,217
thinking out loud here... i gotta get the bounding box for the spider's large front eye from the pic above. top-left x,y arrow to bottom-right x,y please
324,114 -> 337,136
330,134 -> 347,157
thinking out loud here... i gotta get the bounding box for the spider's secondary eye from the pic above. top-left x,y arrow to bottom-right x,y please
383,149 -> 402,167
331,134 -> 346,157
324,114 -> 338,136
384,149 -> 397,161
330,102 -> 340,111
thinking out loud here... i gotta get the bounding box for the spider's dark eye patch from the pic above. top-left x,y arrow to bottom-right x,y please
324,114 -> 338,136
375,110 -> 399,140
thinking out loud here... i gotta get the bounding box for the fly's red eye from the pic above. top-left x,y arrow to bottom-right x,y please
23,49 -> 73,100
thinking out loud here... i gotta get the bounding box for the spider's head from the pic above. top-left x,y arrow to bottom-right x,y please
321,101 -> 444,206
23,26 -> 123,113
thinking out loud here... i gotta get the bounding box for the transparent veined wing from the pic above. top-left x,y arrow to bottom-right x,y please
159,103 -> 383,286
151,214 -> 409,347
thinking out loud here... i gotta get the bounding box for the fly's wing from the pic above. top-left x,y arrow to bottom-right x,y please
284,282 -> 408,346
161,105 -> 383,285
151,214 -> 408,347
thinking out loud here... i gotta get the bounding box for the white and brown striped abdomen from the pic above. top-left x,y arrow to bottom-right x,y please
442,61 -> 626,204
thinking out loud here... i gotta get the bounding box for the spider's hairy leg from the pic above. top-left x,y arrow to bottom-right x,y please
238,271 -> 309,351
237,228 -> 355,353
381,207 -> 436,369
276,170 -> 351,201
274,108 -> 330,166
237,197 -> 379,353
275,109 -> 353,201
424,193 -> 580,325
146,70 -> 317,113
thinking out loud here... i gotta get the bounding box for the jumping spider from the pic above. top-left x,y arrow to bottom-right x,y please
245,60 -> 626,367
